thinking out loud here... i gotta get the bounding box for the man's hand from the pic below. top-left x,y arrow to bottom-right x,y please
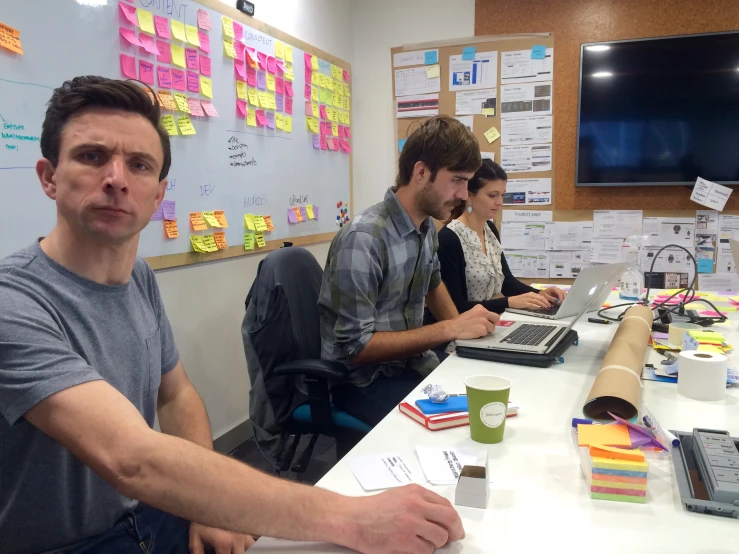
509,292 -> 551,310
539,286 -> 567,304
446,304 -> 499,340
189,522 -> 256,554
348,484 -> 464,554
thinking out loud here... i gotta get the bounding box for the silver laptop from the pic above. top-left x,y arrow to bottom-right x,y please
455,264 -> 624,354
506,262 -> 626,320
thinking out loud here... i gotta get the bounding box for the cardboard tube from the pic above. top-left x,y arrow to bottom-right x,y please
583,305 -> 653,422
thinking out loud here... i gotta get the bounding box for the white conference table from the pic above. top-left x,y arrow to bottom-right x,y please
252,291 -> 739,554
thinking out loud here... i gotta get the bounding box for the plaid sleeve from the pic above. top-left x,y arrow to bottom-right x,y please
328,230 -> 383,360
429,226 -> 442,290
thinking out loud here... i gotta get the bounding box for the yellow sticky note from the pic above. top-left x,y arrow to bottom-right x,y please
342,97 -> 350,110
222,16 -> 235,39
311,72 -> 319,86
311,87 -> 319,102
345,112 -> 351,125
171,20 -> 186,42
200,76 -> 212,99
254,216 -> 268,231
171,44 -> 186,68
284,116 -> 292,133
285,45 -> 293,63
164,219 -> 179,238
214,231 -> 228,250
202,211 -> 220,227
275,113 -> 284,130
223,38 -> 237,58
283,66 -> 294,81
482,107 -> 496,116
426,64 -> 440,78
185,24 -> 200,47
267,93 -> 276,110
244,233 -> 255,250
484,126 -> 500,144
244,214 -> 256,231
190,235 -> 207,253
190,212 -> 207,231
316,74 -> 325,88
202,234 -> 218,252
306,205 -> 315,219
246,110 -> 257,127
329,108 -> 338,122
255,233 -> 266,248
275,41 -> 284,60
311,55 -> 319,70
332,93 -> 341,107
311,103 -> 319,118
577,424 -> 632,448
266,73 -> 275,92
248,88 -> 259,106
160,115 -> 178,136
331,122 -> 338,137
344,84 -> 350,97
236,80 -> 247,100
306,117 -> 319,134
137,9 -> 156,34
173,92 -> 190,113
178,116 -> 196,135
257,91 -> 269,107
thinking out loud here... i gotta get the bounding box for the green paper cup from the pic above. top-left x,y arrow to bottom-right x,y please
465,375 -> 511,444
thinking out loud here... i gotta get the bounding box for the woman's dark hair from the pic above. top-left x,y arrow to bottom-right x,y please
448,159 -> 507,221
41,76 -> 171,181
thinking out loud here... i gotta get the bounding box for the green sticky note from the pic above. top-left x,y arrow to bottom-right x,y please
244,233 -> 255,250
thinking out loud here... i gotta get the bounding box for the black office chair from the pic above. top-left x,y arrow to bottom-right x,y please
241,246 -> 370,477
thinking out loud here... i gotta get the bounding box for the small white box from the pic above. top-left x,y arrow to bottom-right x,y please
454,455 -> 489,509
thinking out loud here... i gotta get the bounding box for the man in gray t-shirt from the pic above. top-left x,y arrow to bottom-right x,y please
0,76 -> 465,554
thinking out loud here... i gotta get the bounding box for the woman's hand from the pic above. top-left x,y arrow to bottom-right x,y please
539,286 -> 567,304
508,292 -> 551,310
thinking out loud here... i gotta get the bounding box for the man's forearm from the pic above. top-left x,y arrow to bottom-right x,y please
157,385 -> 213,450
351,322 -> 453,366
122,429 -> 358,548
425,282 -> 459,322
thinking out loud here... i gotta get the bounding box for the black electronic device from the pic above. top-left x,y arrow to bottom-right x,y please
236,0 -> 255,17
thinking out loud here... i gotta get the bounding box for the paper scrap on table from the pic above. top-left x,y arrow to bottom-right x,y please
415,446 -> 490,485
577,423 -> 632,448
164,219 -> 179,238
484,126 -> 500,144
244,233 -> 255,250
347,453 -> 420,491
691,177 -> 732,211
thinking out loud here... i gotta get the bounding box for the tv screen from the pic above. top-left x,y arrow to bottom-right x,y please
576,32 -> 739,187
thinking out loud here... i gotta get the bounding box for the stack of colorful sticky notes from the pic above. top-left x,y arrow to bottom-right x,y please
587,446 -> 648,504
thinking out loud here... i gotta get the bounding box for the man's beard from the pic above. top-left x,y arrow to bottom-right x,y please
417,179 -> 459,220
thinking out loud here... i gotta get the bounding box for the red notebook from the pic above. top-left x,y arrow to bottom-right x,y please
399,401 -> 518,431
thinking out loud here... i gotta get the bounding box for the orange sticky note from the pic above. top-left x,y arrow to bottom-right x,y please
158,91 -> 177,111
214,231 -> 228,250
164,219 -> 179,238
189,212 -> 207,231
589,445 -> 645,463
0,22 -> 23,55
577,424 -> 632,448
293,207 -> 303,222
263,215 -> 274,231
214,210 -> 228,228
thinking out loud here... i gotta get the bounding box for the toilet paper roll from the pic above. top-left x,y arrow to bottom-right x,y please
677,350 -> 728,401
668,322 -> 701,346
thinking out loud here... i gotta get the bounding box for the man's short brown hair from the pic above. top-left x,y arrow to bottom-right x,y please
40,76 -> 171,181
395,115 -> 481,188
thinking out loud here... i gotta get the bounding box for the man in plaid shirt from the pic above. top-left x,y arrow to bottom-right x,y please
318,116 -> 500,426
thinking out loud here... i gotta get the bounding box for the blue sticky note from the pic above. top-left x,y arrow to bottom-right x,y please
398,138 -> 407,152
531,45 -> 546,59
424,50 -> 438,65
698,258 -> 714,273
462,46 -> 476,61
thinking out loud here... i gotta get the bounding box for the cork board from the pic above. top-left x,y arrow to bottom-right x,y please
475,0 -> 739,211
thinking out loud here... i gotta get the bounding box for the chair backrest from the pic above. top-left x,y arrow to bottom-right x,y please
241,247 -> 323,469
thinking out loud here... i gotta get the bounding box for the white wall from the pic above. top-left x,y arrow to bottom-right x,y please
156,0 -> 348,440
349,0 -> 476,212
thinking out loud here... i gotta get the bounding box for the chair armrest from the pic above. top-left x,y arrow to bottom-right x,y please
274,359 -> 349,381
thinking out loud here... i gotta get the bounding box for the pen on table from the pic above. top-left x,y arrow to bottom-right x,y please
642,406 -> 680,447
587,317 -> 612,325
572,417 -> 593,427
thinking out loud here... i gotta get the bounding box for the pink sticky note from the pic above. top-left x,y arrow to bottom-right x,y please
171,69 -> 186,91
236,99 -> 248,117
342,140 -> 352,153
257,52 -> 267,69
185,48 -> 198,69
338,125 -> 344,138
156,39 -> 171,63
284,82 -> 294,98
120,54 -> 137,79
246,67 -> 257,87
255,110 -> 267,126
305,69 -> 312,83
320,135 -> 327,150
319,105 -> 328,119
154,15 -> 170,38
119,2 -> 139,27
197,9 -> 210,30
139,33 -> 160,55
199,55 -> 211,76
138,60 -> 155,84
120,27 -> 142,47
186,71 -> 199,93
304,101 -> 313,116
304,52 -> 312,69
275,77 -> 284,95
245,48 -> 256,68
285,97 -> 293,115
343,69 -> 351,81
201,101 -> 219,117
233,21 -> 243,41
276,60 -> 285,72
312,134 -> 320,149
235,41 -> 246,61
234,60 -> 246,79
157,66 -> 172,88
267,56 -> 276,74
304,84 -> 312,100
187,97 -> 205,116
198,30 -> 210,53
344,127 -> 351,139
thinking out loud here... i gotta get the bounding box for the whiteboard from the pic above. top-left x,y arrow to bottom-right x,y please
0,0 -> 351,262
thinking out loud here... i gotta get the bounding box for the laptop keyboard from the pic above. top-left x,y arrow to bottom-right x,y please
523,304 -> 560,315
501,323 -> 557,346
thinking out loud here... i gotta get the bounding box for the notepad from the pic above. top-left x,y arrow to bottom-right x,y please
577,423 -> 632,448
589,445 -> 645,462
